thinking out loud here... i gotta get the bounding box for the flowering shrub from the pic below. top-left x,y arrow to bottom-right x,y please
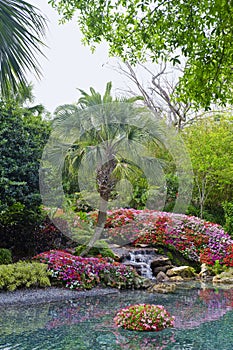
89,208 -> 233,266
33,250 -> 143,290
114,304 -> 175,331
223,245 -> 233,267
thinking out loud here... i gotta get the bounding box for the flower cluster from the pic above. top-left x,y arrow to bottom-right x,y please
89,208 -> 233,266
114,304 -> 175,331
33,250 -> 141,290
223,245 -> 233,267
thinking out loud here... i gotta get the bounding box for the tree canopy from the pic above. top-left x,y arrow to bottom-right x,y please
49,0 -> 233,109
183,114 -> 233,219
0,90 -> 50,226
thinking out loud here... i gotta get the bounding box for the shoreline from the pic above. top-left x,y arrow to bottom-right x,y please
0,286 -> 120,307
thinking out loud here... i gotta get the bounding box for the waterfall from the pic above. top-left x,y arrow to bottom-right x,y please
122,249 -> 156,280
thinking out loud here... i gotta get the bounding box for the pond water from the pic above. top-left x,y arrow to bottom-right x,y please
0,283 -> 233,350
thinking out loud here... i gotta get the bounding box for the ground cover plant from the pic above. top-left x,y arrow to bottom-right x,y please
114,304 -> 175,331
0,261 -> 51,291
89,208 -> 233,266
33,250 -> 144,290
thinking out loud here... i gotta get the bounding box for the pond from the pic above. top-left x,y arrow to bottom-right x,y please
0,283 -> 233,350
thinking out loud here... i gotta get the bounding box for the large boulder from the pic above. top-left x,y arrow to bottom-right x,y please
166,266 -> 196,279
213,268 -> 233,284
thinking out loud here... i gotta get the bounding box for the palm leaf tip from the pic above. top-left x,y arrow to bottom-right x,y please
0,0 -> 47,96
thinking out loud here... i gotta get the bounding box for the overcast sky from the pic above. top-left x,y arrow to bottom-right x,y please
27,0 -> 129,113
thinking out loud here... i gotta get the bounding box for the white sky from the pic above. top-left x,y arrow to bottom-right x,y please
27,0 -> 128,113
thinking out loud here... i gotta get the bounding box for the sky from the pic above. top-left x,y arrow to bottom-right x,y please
27,0 -> 129,113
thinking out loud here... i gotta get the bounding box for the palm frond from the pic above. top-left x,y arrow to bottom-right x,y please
0,0 -> 47,96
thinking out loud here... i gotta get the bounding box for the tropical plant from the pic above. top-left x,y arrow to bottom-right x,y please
50,82 -> 164,254
0,0 -> 46,96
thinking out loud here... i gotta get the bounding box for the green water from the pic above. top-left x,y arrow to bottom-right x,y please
0,284 -> 232,350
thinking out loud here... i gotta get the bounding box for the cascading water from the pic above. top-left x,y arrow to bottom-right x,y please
122,249 -> 156,280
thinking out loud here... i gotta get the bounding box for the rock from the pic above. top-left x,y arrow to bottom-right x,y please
147,282 -> 176,294
166,266 -> 196,279
156,271 -> 170,282
170,276 -> 184,282
109,246 -> 130,261
152,265 -> 172,275
213,268 -> 233,284
198,263 -> 212,281
141,278 -> 153,289
135,244 -> 157,249
151,257 -> 172,268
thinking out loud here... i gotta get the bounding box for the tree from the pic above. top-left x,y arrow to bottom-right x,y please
111,61 -> 197,129
0,0 -> 46,96
50,0 -> 233,109
183,114 -> 233,219
45,84 -> 165,254
0,88 -> 50,255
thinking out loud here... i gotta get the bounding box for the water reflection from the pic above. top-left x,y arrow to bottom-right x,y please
0,284 -> 233,350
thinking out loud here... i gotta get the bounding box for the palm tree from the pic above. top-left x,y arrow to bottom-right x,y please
0,0 -> 46,96
51,83 -> 163,255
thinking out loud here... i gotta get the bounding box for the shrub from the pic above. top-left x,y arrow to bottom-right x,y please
31,216 -> 72,255
74,240 -> 116,259
0,261 -> 51,291
0,248 -> 12,264
223,201 -> 233,238
114,304 -> 175,331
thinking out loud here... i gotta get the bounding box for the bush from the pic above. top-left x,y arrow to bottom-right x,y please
223,201 -> 233,238
0,248 -> 12,264
0,261 -> 51,291
114,304 -> 175,331
31,216 -> 72,255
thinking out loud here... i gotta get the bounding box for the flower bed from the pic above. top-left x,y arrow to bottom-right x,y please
33,250 -> 143,290
114,304 -> 175,331
90,208 -> 233,266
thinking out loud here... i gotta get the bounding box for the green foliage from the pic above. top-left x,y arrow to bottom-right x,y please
0,1 -> 46,96
183,114 -> 233,219
75,240 -> 116,258
164,174 -> 179,212
50,0 -> 233,109
51,86 -> 164,253
0,98 -> 50,224
0,262 -> 51,291
208,260 -> 228,276
129,177 -> 148,209
223,201 -> 233,238
0,248 -> 12,265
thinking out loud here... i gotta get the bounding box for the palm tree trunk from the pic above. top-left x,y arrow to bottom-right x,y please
80,157 -> 117,256
80,198 -> 107,256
